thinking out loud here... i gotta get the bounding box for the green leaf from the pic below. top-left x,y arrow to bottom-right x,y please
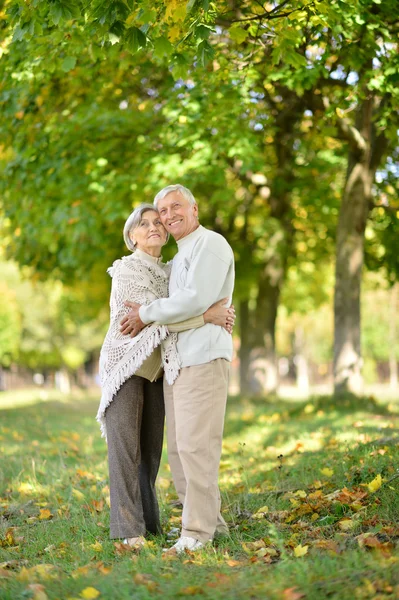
61,56 -> 77,72
196,40 -> 214,67
124,26 -> 147,53
49,2 -> 80,26
172,53 -> 189,80
153,36 -> 173,59
229,24 -> 249,44
195,24 -> 213,42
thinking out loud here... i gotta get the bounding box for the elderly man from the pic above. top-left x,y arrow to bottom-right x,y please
120,184 -> 235,553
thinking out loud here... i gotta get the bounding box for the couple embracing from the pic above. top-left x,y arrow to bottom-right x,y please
97,184 -> 235,553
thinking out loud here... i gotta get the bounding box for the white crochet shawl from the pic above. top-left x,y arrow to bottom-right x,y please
97,251 -> 181,439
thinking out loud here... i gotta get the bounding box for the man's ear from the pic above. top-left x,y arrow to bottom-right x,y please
193,203 -> 199,218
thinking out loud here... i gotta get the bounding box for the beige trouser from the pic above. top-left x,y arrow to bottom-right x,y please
164,358 -> 229,543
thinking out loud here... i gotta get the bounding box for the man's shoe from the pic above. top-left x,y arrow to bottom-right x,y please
164,535 -> 209,554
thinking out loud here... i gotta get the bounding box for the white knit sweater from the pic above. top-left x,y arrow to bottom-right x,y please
97,250 -> 181,439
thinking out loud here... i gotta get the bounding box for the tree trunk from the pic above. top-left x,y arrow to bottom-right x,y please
250,268 -> 280,394
294,326 -> 310,395
389,283 -> 398,390
333,96 -> 387,395
239,299 -> 252,395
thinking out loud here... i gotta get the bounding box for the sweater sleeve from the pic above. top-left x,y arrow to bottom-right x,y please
139,238 -> 232,325
167,314 -> 205,333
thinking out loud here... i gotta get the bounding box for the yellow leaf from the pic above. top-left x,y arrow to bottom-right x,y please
367,474 -> 382,493
72,489 -> 85,501
294,490 -> 307,498
71,565 -> 90,579
80,587 -> 100,599
338,518 -> 355,531
252,505 -> 269,518
293,544 -> 308,558
168,24 -> 181,42
90,542 -> 103,552
179,586 -> 204,596
39,509 -> 52,521
311,513 -> 319,522
320,468 -> 334,478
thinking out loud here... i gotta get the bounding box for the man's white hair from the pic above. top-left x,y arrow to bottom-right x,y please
153,184 -> 197,208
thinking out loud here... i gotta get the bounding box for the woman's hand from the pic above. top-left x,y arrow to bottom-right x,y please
204,298 -> 236,334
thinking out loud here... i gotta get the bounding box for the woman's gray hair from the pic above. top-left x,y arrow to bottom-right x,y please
153,184 -> 197,208
123,203 -> 159,252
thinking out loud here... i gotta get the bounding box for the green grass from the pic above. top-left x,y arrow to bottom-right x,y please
1,390 -> 399,599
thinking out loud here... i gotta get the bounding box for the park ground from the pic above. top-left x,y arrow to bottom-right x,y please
1,389 -> 399,600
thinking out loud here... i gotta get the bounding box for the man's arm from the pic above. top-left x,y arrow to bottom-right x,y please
140,244 -> 232,325
120,239 -> 233,336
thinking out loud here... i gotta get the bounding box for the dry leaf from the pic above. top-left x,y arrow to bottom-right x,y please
113,542 -> 132,555
293,544 -> 308,558
226,559 -> 241,567
133,573 -> 158,591
80,587 -> 101,599
320,468 -> 334,478
91,500 -> 104,513
39,509 -> 52,521
0,568 -> 12,578
27,583 -> 48,600
90,542 -> 103,553
179,586 -> 204,595
338,519 -> 356,531
71,565 -> 91,579
367,474 -> 382,493
314,540 -> 340,554
282,587 -> 305,600
72,489 -> 86,501
294,490 -> 307,498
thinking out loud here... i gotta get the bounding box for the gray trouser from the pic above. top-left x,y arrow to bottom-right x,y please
105,375 -> 165,539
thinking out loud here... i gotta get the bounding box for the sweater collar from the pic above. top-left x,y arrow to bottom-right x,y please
176,224 -> 203,249
133,248 -> 163,265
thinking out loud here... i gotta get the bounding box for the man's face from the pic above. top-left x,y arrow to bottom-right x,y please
157,191 -> 199,241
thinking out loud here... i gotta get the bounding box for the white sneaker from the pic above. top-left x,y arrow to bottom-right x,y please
164,535 -> 209,554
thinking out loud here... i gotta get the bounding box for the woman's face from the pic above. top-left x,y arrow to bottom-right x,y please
130,210 -> 168,255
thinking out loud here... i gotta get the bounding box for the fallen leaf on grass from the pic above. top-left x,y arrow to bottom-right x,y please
226,559 -> 241,567
294,490 -> 307,498
338,518 -> 356,531
282,587 -> 305,600
313,540 -> 340,554
80,587 -> 101,599
90,541 -> 103,552
367,474 -> 382,493
251,505 -> 269,519
91,500 -> 104,513
96,562 -> 112,575
113,542 -> 132,555
39,509 -> 52,520
71,565 -> 91,579
320,468 -> 334,478
27,583 -> 48,600
17,564 -> 59,582
206,573 -> 230,587
293,544 -> 308,558
72,489 -> 86,502
133,573 -> 158,592
0,568 -> 12,578
179,586 -> 204,595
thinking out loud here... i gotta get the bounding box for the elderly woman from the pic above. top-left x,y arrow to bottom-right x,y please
97,203 -> 234,549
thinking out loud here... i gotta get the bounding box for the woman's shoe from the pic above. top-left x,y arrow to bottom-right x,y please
123,536 -> 146,548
